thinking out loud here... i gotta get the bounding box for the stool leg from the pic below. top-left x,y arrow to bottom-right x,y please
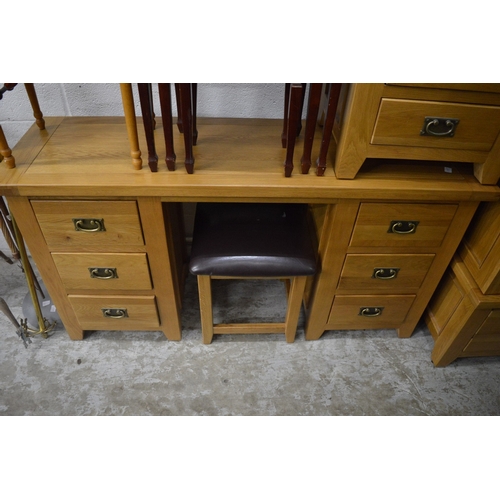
174,83 -> 183,133
197,275 -> 214,344
138,83 -> 158,172
119,83 -> 143,170
281,83 -> 290,148
284,276 -> 307,343
178,83 -> 195,174
158,83 -> 176,171
192,83 -> 198,146
300,83 -> 323,174
316,83 -> 342,176
0,125 -> 15,169
24,83 -> 45,130
284,83 -> 304,177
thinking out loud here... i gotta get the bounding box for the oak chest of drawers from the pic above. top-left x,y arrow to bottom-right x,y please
425,199 -> 500,366
426,256 -> 500,366
334,84 -> 500,185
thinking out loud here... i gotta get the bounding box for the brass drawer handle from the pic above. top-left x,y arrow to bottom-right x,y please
73,218 -> 106,232
420,117 -> 459,137
89,267 -> 118,280
102,308 -> 128,319
372,268 -> 400,280
359,307 -> 384,317
388,220 -> 419,234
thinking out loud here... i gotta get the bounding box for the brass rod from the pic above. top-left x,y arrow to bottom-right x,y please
11,215 -> 47,334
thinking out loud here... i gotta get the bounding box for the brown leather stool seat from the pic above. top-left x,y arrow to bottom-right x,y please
189,203 -> 317,343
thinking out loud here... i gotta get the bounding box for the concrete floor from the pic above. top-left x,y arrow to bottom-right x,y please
1,251 -> 500,417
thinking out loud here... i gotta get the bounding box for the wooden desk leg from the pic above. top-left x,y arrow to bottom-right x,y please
158,83 -> 176,171
0,125 -> 15,168
305,202 -> 360,340
178,83 -> 195,174
316,83 -> 342,176
138,83 -> 158,172
138,198 -> 183,341
300,83 -> 323,174
24,83 -> 45,130
119,83 -> 142,170
283,84 -> 304,177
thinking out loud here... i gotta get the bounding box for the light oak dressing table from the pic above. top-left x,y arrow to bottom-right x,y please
1,85 -> 499,346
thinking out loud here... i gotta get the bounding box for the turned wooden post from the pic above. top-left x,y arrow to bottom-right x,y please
24,84 -> 45,130
119,83 -> 142,170
0,125 -> 15,169
300,83 -> 323,174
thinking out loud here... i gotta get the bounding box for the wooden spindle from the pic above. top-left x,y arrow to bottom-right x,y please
0,126 -> 15,169
119,83 -> 142,170
24,84 -> 45,130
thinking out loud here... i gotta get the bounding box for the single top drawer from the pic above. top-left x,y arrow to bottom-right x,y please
32,200 -> 144,249
371,98 -> 500,151
350,203 -> 458,248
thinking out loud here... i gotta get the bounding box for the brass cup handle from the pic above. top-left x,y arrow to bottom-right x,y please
391,222 -> 417,234
102,308 -> 127,319
89,267 -> 118,280
424,118 -> 457,137
74,218 -> 104,232
359,307 -> 383,317
374,268 -> 398,280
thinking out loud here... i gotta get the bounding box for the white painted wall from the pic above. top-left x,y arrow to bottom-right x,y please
1,83 -> 293,149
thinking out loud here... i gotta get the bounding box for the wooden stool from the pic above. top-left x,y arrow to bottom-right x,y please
0,83 -> 45,169
189,203 -> 317,344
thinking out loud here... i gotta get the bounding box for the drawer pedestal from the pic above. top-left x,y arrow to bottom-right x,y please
305,199 -> 480,341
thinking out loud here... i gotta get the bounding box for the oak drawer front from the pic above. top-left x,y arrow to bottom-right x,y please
350,203 -> 458,248
31,200 -> 144,249
462,310 -> 500,357
327,295 -> 415,330
372,98 -> 500,151
52,252 -> 152,291
337,254 -> 435,293
68,295 -> 160,330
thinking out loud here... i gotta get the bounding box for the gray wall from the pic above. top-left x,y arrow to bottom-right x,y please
1,83 -> 293,148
